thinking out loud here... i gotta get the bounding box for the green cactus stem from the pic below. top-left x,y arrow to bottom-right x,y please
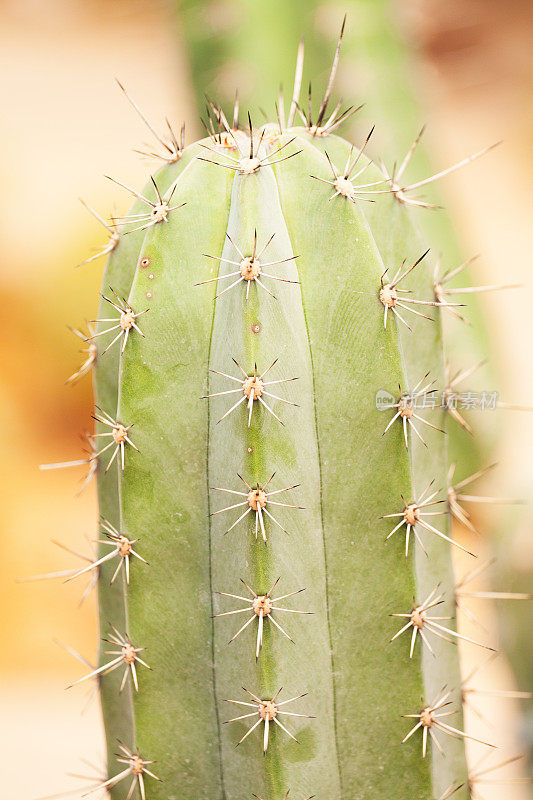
80,29 -> 504,800
176,0 -> 501,479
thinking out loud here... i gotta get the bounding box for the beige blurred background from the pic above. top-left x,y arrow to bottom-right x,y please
0,0 -> 532,797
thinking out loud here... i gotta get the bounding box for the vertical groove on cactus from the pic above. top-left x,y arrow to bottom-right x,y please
94,182 -> 152,767
305,130 -> 466,731
272,135 -> 438,798
205,235 -> 230,800
207,164 -> 341,798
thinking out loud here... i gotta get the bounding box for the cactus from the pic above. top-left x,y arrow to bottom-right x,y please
43,23 -> 532,800
177,0 -> 505,480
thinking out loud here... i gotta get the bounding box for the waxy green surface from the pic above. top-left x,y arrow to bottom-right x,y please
95,130 -> 468,799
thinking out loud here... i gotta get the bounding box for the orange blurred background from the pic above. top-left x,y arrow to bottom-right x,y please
1,1 -> 532,797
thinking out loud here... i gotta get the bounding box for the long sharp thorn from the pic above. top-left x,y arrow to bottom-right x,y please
288,38 -> 305,127
316,15 -> 346,129
407,142 -> 501,192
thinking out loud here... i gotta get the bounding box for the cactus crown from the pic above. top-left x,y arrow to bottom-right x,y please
34,19 -> 531,800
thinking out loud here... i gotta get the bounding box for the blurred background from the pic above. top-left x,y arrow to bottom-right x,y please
1,0 -> 532,797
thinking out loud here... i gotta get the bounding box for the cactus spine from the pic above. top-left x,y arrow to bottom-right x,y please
70,29 -> 509,800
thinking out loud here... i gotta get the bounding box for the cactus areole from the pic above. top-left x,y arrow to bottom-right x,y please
88,27 -> 488,800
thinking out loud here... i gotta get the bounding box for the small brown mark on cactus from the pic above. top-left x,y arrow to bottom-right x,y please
65,323 -> 97,385
382,373 -> 444,449
310,127 -> 388,202
67,625 -> 150,694
211,472 -> 303,540
91,287 -> 148,355
140,256 -> 151,268
214,577 -> 310,659
380,127 -> 500,209
106,174 -> 185,233
85,742 -> 160,799
117,79 -> 185,164
251,322 -> 262,334
390,584 -> 494,657
203,358 -> 299,426
76,199 -> 120,267
402,689 -> 495,758
92,406 -> 138,472
383,479 -> 475,557
197,229 -> 299,300
224,687 -> 313,753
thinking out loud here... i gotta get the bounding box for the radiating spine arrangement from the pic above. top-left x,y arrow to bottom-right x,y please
33,20 -> 533,800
